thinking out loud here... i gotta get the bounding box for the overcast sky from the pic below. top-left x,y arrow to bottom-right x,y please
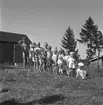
1,0 -> 103,58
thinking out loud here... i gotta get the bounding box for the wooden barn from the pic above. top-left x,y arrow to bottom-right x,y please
0,31 -> 31,64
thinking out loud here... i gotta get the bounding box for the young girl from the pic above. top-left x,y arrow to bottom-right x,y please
67,52 -> 76,77
52,47 -> 58,66
57,56 -> 64,74
57,48 -> 65,74
76,62 -> 87,79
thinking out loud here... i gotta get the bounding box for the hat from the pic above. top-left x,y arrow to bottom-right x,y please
78,62 -> 84,67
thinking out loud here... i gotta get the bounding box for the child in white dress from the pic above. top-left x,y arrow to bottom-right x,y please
76,62 -> 87,79
63,49 -> 70,63
67,52 -> 76,77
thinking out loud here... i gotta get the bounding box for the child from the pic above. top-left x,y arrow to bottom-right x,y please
76,62 -> 87,79
40,49 -> 47,72
67,52 -> 76,77
57,56 -> 64,74
63,49 -> 70,64
34,42 -> 42,70
47,45 -> 53,72
57,48 -> 65,74
52,47 -> 58,66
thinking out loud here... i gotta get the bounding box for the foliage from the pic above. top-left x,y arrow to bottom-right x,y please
77,17 -> 103,60
61,27 -> 77,52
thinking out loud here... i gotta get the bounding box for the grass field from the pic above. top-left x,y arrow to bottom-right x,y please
0,64 -> 103,105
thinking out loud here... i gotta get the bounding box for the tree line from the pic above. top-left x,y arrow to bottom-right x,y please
61,17 -> 103,63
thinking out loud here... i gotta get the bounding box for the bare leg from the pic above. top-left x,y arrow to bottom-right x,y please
23,52 -> 26,69
67,68 -> 72,76
34,61 -> 36,70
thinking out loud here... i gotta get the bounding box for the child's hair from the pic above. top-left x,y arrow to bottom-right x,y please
70,52 -> 75,58
78,62 -> 84,68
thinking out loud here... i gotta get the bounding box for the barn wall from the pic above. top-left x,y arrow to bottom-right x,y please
0,42 -> 23,64
0,42 -> 4,63
3,42 -> 14,63
14,44 -> 23,63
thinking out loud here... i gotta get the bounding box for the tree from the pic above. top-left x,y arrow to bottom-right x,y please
74,49 -> 80,61
94,31 -> 103,68
77,17 -> 103,68
61,27 -> 77,52
86,49 -> 95,59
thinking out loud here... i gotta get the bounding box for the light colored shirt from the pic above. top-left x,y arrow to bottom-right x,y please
63,55 -> 70,62
67,57 -> 76,68
57,59 -> 63,65
76,68 -> 86,79
47,51 -> 52,59
52,53 -> 57,63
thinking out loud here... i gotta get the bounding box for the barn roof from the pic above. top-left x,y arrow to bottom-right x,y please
0,31 -> 32,44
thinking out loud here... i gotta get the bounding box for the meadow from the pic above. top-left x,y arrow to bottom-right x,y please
0,63 -> 103,105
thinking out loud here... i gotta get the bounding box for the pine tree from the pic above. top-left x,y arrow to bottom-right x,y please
77,17 -> 103,69
61,27 -> 77,52
74,49 -> 80,61
77,17 -> 103,59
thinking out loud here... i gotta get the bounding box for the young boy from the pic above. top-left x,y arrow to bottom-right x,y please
76,62 -> 87,79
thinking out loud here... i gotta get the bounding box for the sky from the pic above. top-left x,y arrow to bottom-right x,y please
1,0 -> 103,59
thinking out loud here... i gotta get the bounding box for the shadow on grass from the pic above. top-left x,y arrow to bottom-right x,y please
0,94 -> 65,105
36,94 -> 65,104
1,88 -> 9,93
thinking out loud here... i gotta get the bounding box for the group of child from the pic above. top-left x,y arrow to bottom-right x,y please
52,48 -> 87,80
29,42 -> 87,80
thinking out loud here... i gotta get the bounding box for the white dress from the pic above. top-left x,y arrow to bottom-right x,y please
76,68 -> 86,79
52,53 -> 57,63
57,59 -> 63,65
67,57 -> 76,69
63,55 -> 70,62
57,54 -> 64,65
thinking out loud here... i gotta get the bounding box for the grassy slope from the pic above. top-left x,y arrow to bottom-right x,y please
0,66 -> 103,105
